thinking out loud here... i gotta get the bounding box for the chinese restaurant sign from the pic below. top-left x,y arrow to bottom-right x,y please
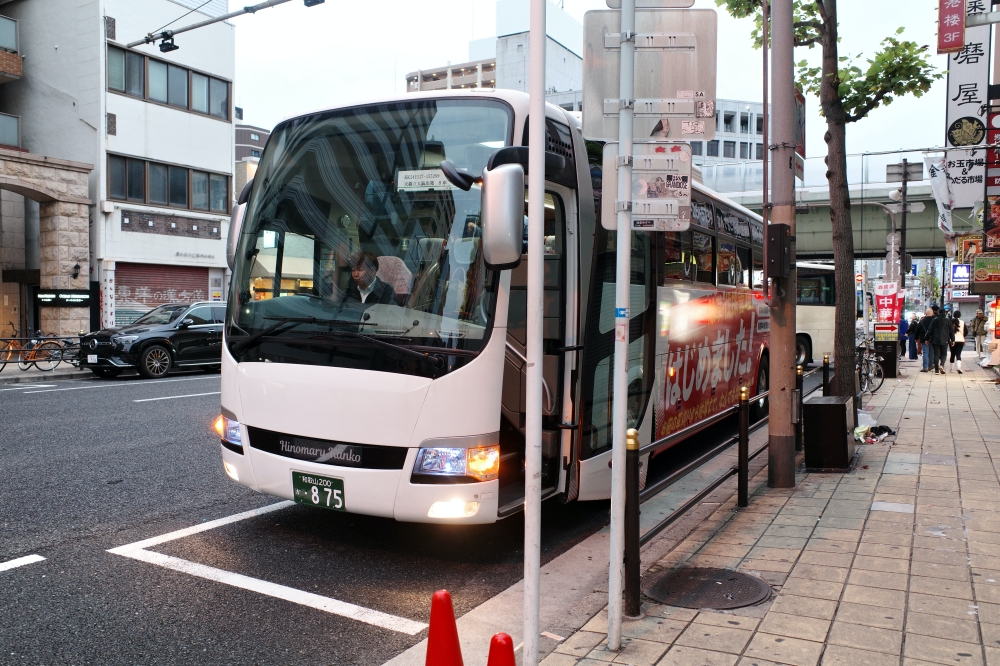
937,0 -> 965,54
945,0 -> 989,209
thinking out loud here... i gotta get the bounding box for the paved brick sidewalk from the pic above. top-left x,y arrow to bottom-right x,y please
541,356 -> 1000,666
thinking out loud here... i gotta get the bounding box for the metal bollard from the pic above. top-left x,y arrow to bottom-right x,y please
822,354 -> 830,396
624,428 -> 641,618
738,386 -> 749,508
794,365 -> 803,452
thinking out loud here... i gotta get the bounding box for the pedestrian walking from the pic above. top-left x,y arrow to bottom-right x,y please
898,315 -> 908,357
918,308 -> 935,372
928,305 -> 955,375
970,308 -> 989,357
907,313 -> 919,360
949,310 -> 966,374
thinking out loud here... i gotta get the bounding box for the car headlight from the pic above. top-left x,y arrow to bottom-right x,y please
113,335 -> 139,345
214,415 -> 242,447
414,445 -> 500,482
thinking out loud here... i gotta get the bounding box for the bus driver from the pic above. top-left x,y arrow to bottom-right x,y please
344,252 -> 396,305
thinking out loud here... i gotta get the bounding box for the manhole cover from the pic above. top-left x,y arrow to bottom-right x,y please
641,567 -> 771,610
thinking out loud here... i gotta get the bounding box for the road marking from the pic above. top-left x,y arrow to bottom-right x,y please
134,391 -> 221,403
23,376 -> 218,394
0,554 -> 46,573
0,384 -> 56,391
107,502 -> 427,635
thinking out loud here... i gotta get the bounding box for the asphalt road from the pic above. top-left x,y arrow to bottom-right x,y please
0,368 -> 822,665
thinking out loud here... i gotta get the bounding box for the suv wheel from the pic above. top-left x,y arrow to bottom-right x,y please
139,345 -> 172,379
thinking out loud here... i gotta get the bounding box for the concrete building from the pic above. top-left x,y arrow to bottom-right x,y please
0,0 -> 235,332
693,99 -> 766,167
236,123 -> 269,161
405,0 -> 584,112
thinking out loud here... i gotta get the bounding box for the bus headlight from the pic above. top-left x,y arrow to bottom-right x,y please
414,445 -> 500,482
214,414 -> 243,447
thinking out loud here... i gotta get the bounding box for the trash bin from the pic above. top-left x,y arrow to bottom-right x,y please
803,395 -> 856,471
873,340 -> 899,379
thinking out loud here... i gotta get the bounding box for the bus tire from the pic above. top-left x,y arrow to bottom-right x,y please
795,335 -> 812,367
751,355 -> 769,422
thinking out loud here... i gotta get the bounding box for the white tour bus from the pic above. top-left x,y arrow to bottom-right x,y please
217,89 -> 770,523
795,262 -> 835,366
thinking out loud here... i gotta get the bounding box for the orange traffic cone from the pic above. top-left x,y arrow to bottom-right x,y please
486,632 -> 516,666
425,590 -> 464,666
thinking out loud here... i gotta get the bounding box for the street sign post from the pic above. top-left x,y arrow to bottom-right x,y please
582,9 -> 717,142
602,142 -> 693,231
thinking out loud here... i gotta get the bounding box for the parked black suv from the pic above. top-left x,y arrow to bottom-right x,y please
80,302 -> 226,379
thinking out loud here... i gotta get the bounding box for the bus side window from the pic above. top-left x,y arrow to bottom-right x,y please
717,240 -> 739,286
692,232 -> 715,285
737,246 -> 751,288
752,250 -> 764,289
662,231 -> 692,282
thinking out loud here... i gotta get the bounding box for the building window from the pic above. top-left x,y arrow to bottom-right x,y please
739,142 -> 749,159
251,149 -> 260,157
723,113 -> 735,133
191,72 -> 209,113
108,48 -> 144,97
107,45 -> 230,121
192,171 -> 209,210
723,141 -> 736,158
707,140 -> 719,157
740,113 -> 750,134
250,133 -> 260,141
756,143 -> 764,160
756,116 -> 764,135
690,141 -> 703,156
107,154 -> 228,213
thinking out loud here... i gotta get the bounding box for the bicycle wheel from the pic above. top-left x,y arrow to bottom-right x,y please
0,340 -> 15,373
869,361 -> 884,392
33,341 -> 62,371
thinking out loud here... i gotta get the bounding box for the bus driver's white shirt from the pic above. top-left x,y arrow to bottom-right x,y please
359,281 -> 374,303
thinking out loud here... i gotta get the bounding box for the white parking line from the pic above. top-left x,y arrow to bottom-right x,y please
107,502 -> 427,635
0,554 -> 46,573
134,391 -> 221,403
24,376 -> 218,394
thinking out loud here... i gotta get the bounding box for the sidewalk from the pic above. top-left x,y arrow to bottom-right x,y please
0,363 -> 89,384
540,355 -> 1000,666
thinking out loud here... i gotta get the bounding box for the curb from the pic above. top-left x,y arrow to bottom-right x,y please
0,367 -> 93,385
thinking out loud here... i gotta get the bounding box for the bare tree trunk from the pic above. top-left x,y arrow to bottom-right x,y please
818,0 -> 856,397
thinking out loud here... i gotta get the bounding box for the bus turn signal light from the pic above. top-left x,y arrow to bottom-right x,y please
213,415 -> 225,438
466,446 -> 500,482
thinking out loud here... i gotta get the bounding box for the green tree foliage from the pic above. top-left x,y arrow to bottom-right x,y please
714,0 -> 941,397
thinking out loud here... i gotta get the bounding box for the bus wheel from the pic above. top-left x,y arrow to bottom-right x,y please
751,356 -> 769,422
795,335 -> 812,367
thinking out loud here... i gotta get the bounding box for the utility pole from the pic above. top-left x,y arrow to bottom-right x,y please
608,0 -> 635,650
900,158 -> 908,293
767,0 -> 796,488
523,0 -> 546,663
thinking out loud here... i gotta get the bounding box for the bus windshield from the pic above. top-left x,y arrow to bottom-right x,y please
229,99 -> 513,377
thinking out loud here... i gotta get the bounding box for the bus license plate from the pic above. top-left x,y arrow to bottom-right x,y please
292,472 -> 345,512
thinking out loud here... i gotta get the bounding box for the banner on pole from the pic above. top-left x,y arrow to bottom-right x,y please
937,0 -> 966,54
944,3 -> 990,209
925,156 -> 955,233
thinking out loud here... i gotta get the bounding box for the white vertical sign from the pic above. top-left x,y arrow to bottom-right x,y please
944,1 -> 989,209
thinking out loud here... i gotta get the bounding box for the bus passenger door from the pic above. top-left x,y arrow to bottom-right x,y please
500,190 -> 571,512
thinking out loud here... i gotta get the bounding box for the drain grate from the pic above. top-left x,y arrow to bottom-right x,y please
641,567 -> 771,610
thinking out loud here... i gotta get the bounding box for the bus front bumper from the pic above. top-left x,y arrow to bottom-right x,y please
222,445 -> 500,524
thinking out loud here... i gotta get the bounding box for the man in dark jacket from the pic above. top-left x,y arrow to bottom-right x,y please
928,306 -> 955,374
343,252 -> 397,305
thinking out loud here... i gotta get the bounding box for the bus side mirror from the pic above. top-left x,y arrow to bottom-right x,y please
480,163 -> 524,271
227,179 -> 254,271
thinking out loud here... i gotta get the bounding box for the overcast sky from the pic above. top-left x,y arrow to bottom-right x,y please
229,0 -> 950,161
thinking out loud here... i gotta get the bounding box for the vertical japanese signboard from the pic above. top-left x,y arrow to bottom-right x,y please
986,111 -> 1000,250
937,0 -> 965,54
945,0 -> 989,209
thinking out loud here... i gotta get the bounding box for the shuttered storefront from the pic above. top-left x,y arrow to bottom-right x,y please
115,263 -> 209,325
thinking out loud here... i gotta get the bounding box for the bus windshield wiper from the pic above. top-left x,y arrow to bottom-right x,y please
229,316 -> 353,354
315,330 -> 445,368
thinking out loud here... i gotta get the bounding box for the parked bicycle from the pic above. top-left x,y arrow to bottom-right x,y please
0,322 -> 64,372
855,337 -> 885,394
